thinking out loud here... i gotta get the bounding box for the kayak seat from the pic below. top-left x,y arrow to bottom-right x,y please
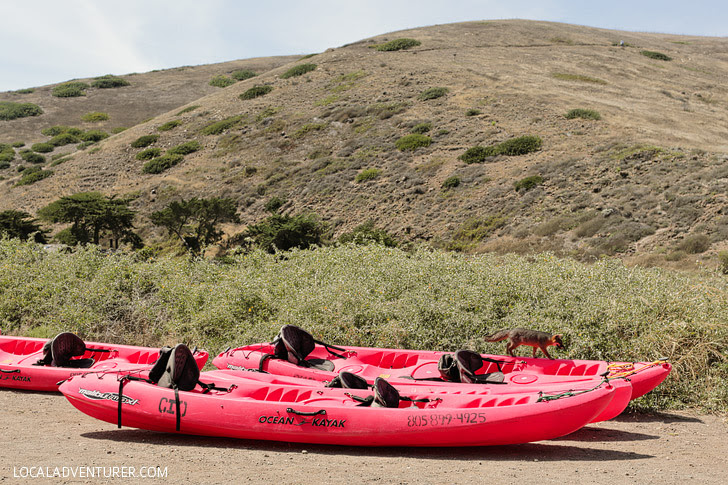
157,344 -> 200,392
455,350 -> 505,384
325,371 -> 369,389
34,332 -> 94,368
350,378 -> 433,408
262,325 -> 345,372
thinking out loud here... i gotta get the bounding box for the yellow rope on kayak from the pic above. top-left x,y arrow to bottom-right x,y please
607,359 -> 668,379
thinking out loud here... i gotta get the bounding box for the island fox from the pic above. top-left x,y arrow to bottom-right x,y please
484,328 -> 565,359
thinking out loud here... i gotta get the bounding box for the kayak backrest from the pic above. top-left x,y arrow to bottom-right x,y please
373,377 -> 401,408
437,354 -> 460,382
455,350 -> 505,384
157,344 -> 199,391
35,332 -> 94,368
279,325 -> 316,365
325,371 -> 369,389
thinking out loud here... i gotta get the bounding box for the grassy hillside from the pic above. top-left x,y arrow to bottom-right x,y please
1,20 -> 728,268
1,239 -> 726,413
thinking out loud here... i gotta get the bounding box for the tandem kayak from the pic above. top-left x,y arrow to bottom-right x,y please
0,333 -> 208,391
213,325 -> 670,405
59,366 -> 620,447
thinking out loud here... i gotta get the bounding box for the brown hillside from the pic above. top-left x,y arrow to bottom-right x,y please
1,20 -> 727,266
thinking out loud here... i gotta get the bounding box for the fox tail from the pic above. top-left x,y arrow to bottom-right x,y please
483,329 -> 510,342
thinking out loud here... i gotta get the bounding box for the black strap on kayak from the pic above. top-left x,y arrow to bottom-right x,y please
86,347 -> 113,353
174,386 -> 181,431
0,368 -> 20,373
117,375 -> 151,429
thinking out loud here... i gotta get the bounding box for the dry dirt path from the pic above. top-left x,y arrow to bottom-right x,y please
0,389 -> 725,484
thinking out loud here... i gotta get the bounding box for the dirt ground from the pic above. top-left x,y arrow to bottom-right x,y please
0,389 -> 725,484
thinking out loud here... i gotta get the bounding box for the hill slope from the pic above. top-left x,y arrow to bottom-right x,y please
1,20 -> 727,266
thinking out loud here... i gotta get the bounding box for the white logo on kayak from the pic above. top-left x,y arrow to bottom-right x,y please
78,388 -> 139,406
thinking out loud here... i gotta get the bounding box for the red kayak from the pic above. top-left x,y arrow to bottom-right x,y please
0,333 -> 208,391
213,326 -> 670,410
60,366 -> 619,447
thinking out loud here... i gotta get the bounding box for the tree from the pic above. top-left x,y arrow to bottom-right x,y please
244,212 -> 326,253
38,192 -> 140,247
0,210 -> 47,243
150,197 -> 239,255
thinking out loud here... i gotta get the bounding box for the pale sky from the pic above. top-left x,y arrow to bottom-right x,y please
1,0 -> 726,92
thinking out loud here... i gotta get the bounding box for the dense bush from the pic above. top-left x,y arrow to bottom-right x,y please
42,126 -> 81,137
81,112 -> 109,122
240,85 -> 273,100
91,75 -> 130,88
31,143 -> 54,153
209,75 -> 236,88
441,176 -> 460,190
200,116 -> 243,135
641,50 -> 672,61
459,146 -> 497,164
514,175 -> 545,192
0,144 -> 16,162
338,221 -> 398,247
158,120 -> 182,132
465,108 -> 482,116
264,196 -> 286,213
355,168 -> 382,183
497,135 -> 543,156
395,134 -> 432,151
79,130 -> 109,142
411,122 -> 432,134
20,152 -> 45,164
676,234 -> 710,254
49,132 -> 80,146
142,154 -> 184,174
374,38 -> 421,51
243,213 -> 326,252
168,140 -> 202,156
16,168 -> 52,186
52,82 -> 89,97
280,64 -> 317,79
565,108 -> 601,120
135,148 -> 162,160
418,87 -> 449,101
231,69 -> 257,81
131,135 -> 159,148
0,102 -> 43,120
0,161 -> 10,170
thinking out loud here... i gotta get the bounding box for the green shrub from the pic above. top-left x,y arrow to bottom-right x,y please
641,50 -> 672,61
13,88 -> 34,94
135,148 -> 162,160
395,134 -> 432,151
280,63 -> 317,79
142,154 -> 184,174
209,75 -> 236,88
11,142 -> 24,148
130,135 -> 158,148
418,87 -> 449,101
91,75 -> 130,88
459,146 -> 497,164
243,212 -> 326,252
676,234 -> 710,254
76,141 -> 96,150
0,144 -> 16,162
49,156 -> 72,167
111,127 -> 128,134
231,69 -> 257,81
42,126 -> 79,137
565,108 -> 601,120
81,112 -> 109,122
31,142 -> 54,153
449,216 -> 507,250
355,168 -> 382,183
79,130 -> 109,142
718,251 -> 728,274
338,221 -> 398,247
240,85 -> 273,100
200,116 -> 243,135
0,102 -> 43,120
514,175 -> 545,192
168,140 -> 202,156
0,161 -> 9,170
16,169 -> 52,186
52,82 -> 89,97
20,152 -> 45,164
264,196 -> 286,214
411,122 -> 432,134
465,108 -> 482,116
374,38 -> 421,51
497,135 -> 542,156
158,120 -> 182,132
177,105 -> 200,115
292,123 -> 326,139
49,132 -> 80,146
441,176 -> 461,190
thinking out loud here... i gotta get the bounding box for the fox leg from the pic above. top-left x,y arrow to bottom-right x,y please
506,341 -> 520,357
539,345 -> 553,359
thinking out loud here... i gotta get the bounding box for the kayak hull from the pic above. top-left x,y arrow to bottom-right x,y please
60,370 -> 617,447
0,335 -> 209,392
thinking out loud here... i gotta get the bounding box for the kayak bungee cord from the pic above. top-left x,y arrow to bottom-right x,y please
607,358 -> 669,379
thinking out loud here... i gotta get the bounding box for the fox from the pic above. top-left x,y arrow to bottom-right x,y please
484,328 -> 565,359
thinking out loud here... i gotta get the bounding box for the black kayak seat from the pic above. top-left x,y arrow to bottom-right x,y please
35,332 -> 94,368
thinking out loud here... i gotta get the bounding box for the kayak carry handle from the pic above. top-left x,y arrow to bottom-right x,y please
1,368 -> 20,373
286,408 -> 327,417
